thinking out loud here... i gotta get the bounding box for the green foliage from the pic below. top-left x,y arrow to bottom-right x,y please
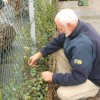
35,0 -> 57,50
19,0 -> 58,99
1,0 -> 57,99
16,0 -> 57,99
0,83 -> 3,100
19,67 -> 48,100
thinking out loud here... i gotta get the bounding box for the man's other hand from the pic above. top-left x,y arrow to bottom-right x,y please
41,71 -> 53,82
28,52 -> 42,67
28,56 -> 36,67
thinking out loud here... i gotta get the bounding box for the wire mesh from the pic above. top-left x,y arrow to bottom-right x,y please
0,0 -> 31,99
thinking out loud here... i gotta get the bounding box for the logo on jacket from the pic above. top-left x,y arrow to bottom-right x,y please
74,59 -> 82,64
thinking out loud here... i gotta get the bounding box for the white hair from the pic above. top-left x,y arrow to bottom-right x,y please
55,8 -> 78,26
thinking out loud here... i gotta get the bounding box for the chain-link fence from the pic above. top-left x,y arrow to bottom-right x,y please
0,0 -> 58,99
0,0 -> 32,99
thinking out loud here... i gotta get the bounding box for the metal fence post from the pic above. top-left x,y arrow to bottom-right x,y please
28,0 -> 36,47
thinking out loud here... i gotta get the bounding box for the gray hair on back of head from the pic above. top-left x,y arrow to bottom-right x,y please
55,8 -> 78,26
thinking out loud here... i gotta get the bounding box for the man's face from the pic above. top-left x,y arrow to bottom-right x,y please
55,19 -> 66,33
55,19 -> 71,37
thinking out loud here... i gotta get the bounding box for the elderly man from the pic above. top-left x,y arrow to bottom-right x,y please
28,8 -> 100,100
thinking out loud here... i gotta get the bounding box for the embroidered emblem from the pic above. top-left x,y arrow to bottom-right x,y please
74,59 -> 82,64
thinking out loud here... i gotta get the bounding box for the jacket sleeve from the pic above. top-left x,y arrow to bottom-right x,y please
52,41 -> 94,86
40,33 -> 65,57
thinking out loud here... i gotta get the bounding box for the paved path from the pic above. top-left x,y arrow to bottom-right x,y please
58,0 -> 100,33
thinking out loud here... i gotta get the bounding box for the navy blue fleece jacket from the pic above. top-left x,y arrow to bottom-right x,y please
40,20 -> 100,87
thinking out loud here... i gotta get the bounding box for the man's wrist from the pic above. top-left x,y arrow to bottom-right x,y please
35,52 -> 43,60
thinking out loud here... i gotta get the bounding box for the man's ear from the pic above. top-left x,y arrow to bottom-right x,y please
66,23 -> 72,30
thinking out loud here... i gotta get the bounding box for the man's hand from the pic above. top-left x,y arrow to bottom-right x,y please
41,71 -> 53,82
28,52 -> 42,66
